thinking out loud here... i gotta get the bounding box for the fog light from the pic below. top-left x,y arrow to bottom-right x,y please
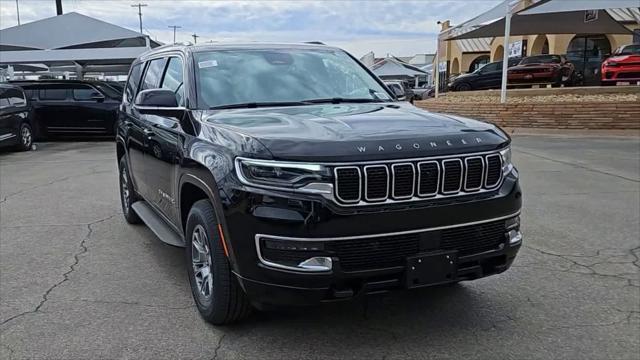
298,257 -> 332,271
505,216 -> 520,230
508,230 -> 522,245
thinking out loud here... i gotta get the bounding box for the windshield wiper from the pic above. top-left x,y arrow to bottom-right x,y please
301,98 -> 384,104
209,101 -> 311,110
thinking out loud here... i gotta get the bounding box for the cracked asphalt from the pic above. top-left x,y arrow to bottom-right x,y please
1,136 -> 639,360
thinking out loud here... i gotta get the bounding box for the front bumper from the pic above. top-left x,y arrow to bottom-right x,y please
222,171 -> 522,306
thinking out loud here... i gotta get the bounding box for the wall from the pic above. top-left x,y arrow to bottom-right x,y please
415,101 -> 640,130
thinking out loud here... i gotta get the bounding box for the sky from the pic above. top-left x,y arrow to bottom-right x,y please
0,0 -> 501,58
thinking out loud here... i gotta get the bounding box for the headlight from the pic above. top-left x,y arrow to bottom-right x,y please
235,157 -> 332,189
499,146 -> 514,175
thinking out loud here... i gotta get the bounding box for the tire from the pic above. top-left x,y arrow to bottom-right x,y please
186,199 -> 251,325
456,83 -> 472,91
118,156 -> 142,224
15,123 -> 33,151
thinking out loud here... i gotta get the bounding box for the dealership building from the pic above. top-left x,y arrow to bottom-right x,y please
436,0 -> 640,86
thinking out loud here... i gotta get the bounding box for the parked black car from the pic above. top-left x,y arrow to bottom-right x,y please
117,43 -> 522,324
0,84 -> 34,151
448,58 -> 521,91
10,80 -> 122,138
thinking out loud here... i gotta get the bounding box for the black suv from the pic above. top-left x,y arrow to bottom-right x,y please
0,84 -> 34,151
117,43 -> 522,324
10,80 -> 122,138
448,58 -> 521,91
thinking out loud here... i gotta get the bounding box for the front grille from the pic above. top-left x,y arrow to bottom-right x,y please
324,218 -> 508,271
333,152 -> 503,205
617,72 -> 640,79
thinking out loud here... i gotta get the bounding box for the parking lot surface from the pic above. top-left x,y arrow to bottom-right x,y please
1,136 -> 639,360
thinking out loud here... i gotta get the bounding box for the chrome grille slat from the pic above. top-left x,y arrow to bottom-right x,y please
333,151 -> 506,206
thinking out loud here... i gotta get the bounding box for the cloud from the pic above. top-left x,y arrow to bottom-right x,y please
1,0 -> 501,57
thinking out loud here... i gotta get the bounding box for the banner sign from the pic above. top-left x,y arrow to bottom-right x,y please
509,41 -> 523,58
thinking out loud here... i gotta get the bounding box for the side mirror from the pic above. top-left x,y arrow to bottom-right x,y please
134,89 -> 185,117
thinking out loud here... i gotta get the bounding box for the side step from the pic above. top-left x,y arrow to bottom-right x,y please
132,201 -> 185,247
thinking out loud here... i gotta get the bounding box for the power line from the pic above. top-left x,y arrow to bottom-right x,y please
168,25 -> 182,44
131,3 -> 148,34
192,33 -> 199,44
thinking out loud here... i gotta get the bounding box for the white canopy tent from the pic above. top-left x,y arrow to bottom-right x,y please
436,0 -> 639,102
0,12 -> 161,78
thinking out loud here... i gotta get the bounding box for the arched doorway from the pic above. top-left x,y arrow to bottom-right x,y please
469,55 -> 490,72
566,35 -> 611,85
451,58 -> 460,75
493,45 -> 504,62
530,35 -> 549,55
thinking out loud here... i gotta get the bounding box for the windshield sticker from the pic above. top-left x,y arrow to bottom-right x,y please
198,60 -> 218,69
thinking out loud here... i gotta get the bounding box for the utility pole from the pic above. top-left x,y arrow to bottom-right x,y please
131,3 -> 147,34
192,33 -> 199,44
55,0 -> 62,15
168,25 -> 182,44
15,0 -> 20,25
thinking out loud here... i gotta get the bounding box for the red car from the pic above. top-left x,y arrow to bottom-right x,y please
601,44 -> 640,85
508,54 -> 575,87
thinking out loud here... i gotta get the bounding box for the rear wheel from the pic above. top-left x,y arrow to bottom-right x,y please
15,123 -> 33,151
118,157 -> 142,224
186,199 -> 251,325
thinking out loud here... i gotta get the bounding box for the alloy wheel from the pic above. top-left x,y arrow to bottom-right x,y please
192,224 -> 214,299
21,126 -> 32,148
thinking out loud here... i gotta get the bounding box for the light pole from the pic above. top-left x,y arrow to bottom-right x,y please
168,25 -> 181,44
500,1 -> 519,104
131,3 -> 148,34
192,33 -> 199,44
15,0 -> 20,25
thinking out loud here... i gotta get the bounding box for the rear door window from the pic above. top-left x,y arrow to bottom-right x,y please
0,90 -> 10,109
39,88 -> 68,100
125,63 -> 144,103
141,58 -> 168,91
72,85 -> 98,101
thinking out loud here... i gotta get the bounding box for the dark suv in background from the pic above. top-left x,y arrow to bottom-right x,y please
0,84 -> 34,151
10,80 -> 122,138
117,42 -> 522,324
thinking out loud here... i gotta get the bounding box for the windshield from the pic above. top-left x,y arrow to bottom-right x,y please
194,48 -> 391,109
519,55 -> 561,65
615,45 -> 640,55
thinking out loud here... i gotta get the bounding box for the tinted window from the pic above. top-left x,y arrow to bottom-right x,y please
23,89 -> 36,100
616,44 -> 640,55
141,58 -> 168,91
125,63 -> 144,102
39,88 -> 68,100
6,88 -> 26,106
520,55 -> 561,64
161,57 -> 184,106
73,85 -> 97,101
479,62 -> 501,72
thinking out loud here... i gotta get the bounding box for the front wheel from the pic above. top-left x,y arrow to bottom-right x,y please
186,199 -> 251,325
456,83 -> 472,91
16,123 -> 33,151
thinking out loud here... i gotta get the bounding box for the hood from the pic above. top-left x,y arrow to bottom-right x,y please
606,54 -> 640,64
197,103 -> 509,162
451,72 -> 477,82
510,62 -> 560,70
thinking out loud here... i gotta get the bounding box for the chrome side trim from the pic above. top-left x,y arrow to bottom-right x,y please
416,160 -> 440,197
484,154 -> 503,189
255,237 -> 332,272
0,133 -> 16,142
363,165 -> 389,202
334,166 -> 362,203
441,158 -> 463,194
255,211 -> 520,242
391,163 -> 415,199
464,156 -> 484,192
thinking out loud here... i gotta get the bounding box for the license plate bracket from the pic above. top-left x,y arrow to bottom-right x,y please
405,250 -> 458,288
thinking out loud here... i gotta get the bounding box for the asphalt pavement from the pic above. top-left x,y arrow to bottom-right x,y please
1,135 -> 639,360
